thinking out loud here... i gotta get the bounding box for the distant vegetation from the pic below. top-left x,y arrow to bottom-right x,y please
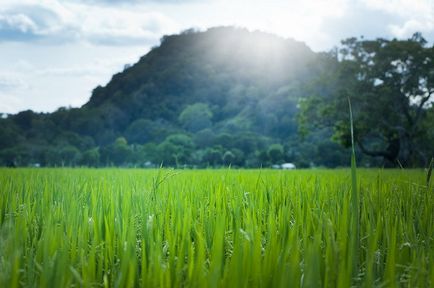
0,27 -> 432,168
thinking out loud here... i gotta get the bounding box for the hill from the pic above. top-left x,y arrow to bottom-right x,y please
0,27 -> 351,167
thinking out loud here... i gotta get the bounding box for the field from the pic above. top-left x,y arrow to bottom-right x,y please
0,168 -> 433,287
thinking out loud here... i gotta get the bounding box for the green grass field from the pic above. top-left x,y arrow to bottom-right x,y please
0,168 -> 433,287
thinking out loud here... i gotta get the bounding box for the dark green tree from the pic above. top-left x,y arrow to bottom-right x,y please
203,146 -> 223,166
157,134 -> 194,166
178,103 -> 213,132
222,151 -> 235,166
80,148 -> 100,167
302,33 -> 434,166
59,145 -> 81,166
268,144 -> 284,164
110,137 -> 132,166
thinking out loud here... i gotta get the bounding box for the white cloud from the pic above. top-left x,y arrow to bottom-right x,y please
0,73 -> 28,92
0,72 -> 30,114
0,93 -> 25,114
0,13 -> 38,33
0,0 -> 179,45
0,41 -> 150,113
361,0 -> 434,38
390,20 -> 434,38
361,0 -> 433,18
76,6 -> 178,45
73,0 -> 204,4
35,58 -> 128,77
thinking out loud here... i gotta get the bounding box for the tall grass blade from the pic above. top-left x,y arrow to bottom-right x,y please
427,157 -> 433,188
348,96 -> 359,281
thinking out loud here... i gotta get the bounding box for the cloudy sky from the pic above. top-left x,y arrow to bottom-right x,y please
0,0 -> 433,114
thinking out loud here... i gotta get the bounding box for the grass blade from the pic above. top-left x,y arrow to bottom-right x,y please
348,96 -> 359,281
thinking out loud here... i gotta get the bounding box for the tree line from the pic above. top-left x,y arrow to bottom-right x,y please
0,28 -> 432,168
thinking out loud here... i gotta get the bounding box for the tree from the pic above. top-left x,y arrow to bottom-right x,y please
193,128 -> 215,148
126,119 -> 151,144
223,151 -> 235,166
157,134 -> 194,166
80,148 -> 100,167
302,33 -> 434,166
178,103 -> 213,132
108,137 -> 132,166
59,145 -> 81,166
267,144 -> 284,164
0,120 -> 23,149
141,143 -> 159,164
203,146 -> 223,166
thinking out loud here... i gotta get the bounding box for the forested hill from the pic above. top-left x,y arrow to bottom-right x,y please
0,27 -> 335,168
1,27 -> 432,167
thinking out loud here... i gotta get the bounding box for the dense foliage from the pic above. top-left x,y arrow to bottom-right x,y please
301,33 -> 434,167
0,27 -> 432,167
1,168 -> 433,287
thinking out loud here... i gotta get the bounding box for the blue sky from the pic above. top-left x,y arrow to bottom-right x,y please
1,0 -> 433,114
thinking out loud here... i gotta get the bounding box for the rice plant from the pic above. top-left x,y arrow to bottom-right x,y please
0,168 -> 433,287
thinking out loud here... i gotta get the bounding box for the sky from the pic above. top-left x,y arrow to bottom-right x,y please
0,0 -> 433,114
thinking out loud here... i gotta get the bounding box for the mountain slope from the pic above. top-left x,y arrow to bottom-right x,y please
81,27 -> 316,140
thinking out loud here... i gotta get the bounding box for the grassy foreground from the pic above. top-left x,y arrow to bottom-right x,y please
0,168 -> 433,287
